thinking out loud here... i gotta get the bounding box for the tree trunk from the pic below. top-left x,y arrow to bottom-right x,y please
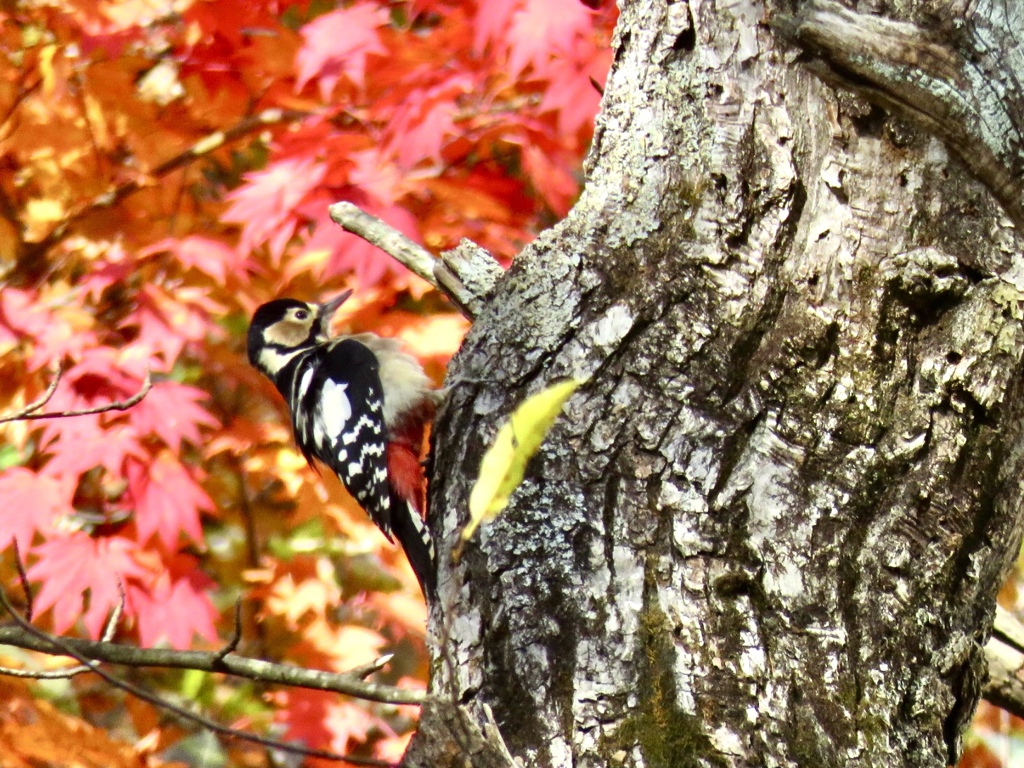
411,1 -> 1024,765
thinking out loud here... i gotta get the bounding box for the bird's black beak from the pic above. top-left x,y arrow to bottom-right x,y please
317,290 -> 353,333
319,290 -> 353,317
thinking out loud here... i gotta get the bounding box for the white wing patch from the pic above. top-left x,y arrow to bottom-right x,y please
317,380 -> 352,440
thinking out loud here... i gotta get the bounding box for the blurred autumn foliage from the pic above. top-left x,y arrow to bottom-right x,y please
0,0 -> 615,763
965,561 -> 1024,768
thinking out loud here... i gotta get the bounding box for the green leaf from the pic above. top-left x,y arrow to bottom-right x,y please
463,379 -> 583,544
180,668 -> 209,701
266,517 -> 330,559
0,444 -> 25,470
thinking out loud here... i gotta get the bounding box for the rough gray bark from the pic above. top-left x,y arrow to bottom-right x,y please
411,1 -> 1024,766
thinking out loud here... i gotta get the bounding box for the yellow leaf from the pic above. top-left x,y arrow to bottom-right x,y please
281,246 -> 333,282
82,93 -> 111,149
463,379 -> 583,543
24,198 -> 64,241
276,447 -> 312,493
38,44 -> 57,95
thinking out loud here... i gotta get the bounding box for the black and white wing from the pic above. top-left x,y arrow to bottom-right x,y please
298,339 -> 393,538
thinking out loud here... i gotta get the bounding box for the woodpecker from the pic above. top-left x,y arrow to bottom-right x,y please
247,291 -> 437,598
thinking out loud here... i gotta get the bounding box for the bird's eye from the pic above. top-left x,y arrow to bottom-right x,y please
294,309 -> 310,321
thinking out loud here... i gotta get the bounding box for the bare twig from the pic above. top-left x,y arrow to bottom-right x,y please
0,366 -> 63,423
11,540 -> 32,622
348,654 -> 395,680
327,201 -> 501,320
0,368 -> 152,423
0,581 -> 123,684
0,663 -> 89,680
0,587 -> 397,767
984,637 -> 1024,720
0,618 -> 425,705
329,202 -> 438,287
0,75 -> 42,141
214,599 -> 244,661
993,605 -> 1024,656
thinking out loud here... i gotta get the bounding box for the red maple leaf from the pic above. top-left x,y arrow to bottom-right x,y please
507,0 -> 595,78
385,74 -> 475,170
128,562 -> 219,649
1,289 -> 55,342
43,348 -> 147,412
295,4 -> 388,98
28,533 -> 148,637
130,380 -> 219,454
473,0 -> 520,54
0,468 -> 74,551
519,141 -> 578,215
0,289 -> 98,368
538,43 -> 611,135
143,236 -> 251,283
181,0 -> 281,51
77,243 -> 134,303
275,689 -> 378,754
34,353 -> 154,479
224,157 -> 327,262
129,284 -> 219,365
346,147 -> 405,205
40,415 -> 145,480
127,452 -> 212,550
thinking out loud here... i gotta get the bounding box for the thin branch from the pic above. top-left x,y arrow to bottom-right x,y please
0,368 -> 152,423
0,567 -> 126,680
984,638 -> 1024,720
0,75 -> 41,141
11,540 -> 32,622
235,465 -> 270,656
327,201 -> 501,321
0,587 -> 396,767
0,366 -> 63,423
0,663 -> 90,680
328,202 -> 440,289
348,654 -> 395,680
126,108 -> 311,197
993,605 -> 1024,655
150,109 -> 312,181
214,599 -> 244,661
0,621 -> 425,705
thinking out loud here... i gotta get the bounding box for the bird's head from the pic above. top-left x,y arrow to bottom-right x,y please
247,290 -> 353,375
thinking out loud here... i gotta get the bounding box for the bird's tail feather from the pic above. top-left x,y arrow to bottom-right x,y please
391,491 -> 436,599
